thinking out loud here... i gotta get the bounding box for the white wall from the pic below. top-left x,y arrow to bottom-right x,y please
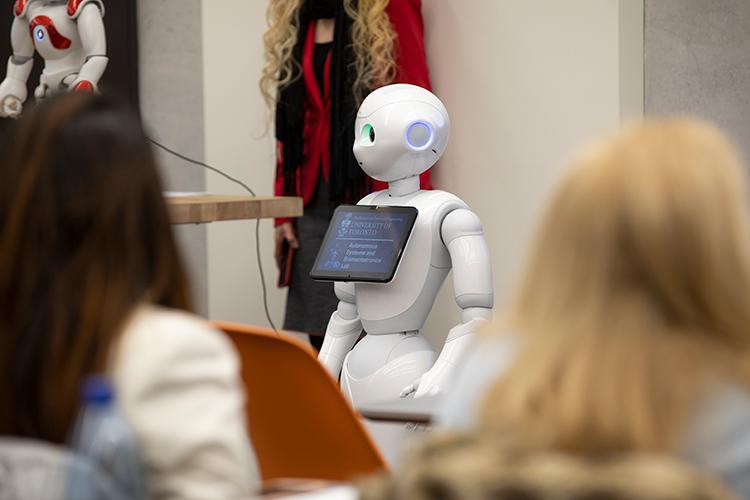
419,0 -> 644,345
138,0 -> 208,314
200,0 -> 644,345
201,1 -> 284,327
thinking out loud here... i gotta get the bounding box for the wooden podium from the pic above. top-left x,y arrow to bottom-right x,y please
167,195 -> 303,224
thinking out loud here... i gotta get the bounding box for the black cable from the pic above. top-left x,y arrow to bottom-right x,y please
147,137 -> 279,333
255,217 -> 278,333
148,138 -> 257,196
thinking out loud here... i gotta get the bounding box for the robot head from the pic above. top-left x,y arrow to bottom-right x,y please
353,84 -> 450,183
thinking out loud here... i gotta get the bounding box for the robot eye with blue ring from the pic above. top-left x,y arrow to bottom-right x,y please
36,28 -> 45,41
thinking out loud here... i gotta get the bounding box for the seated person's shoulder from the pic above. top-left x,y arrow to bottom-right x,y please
682,383 -> 750,465
113,305 -> 239,391
120,305 -> 233,359
112,306 -> 258,497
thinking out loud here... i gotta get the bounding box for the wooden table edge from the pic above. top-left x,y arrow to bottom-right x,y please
167,195 -> 303,224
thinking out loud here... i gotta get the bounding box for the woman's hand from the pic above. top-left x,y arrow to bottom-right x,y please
274,222 -> 299,270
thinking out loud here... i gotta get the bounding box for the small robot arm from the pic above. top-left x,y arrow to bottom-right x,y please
69,2 -> 107,92
404,208 -> 494,398
0,15 -> 34,118
319,282 -> 363,378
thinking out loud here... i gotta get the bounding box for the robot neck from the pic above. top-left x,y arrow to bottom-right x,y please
388,176 -> 421,197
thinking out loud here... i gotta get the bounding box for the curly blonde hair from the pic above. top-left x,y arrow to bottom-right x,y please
260,0 -> 397,109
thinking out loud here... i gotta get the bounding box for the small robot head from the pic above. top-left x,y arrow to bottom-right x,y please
353,84 -> 450,183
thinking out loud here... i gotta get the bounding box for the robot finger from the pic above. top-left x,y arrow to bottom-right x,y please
2,96 -> 22,118
399,375 -> 423,399
34,84 -> 48,100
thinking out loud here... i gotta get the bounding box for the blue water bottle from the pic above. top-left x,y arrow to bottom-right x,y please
69,376 -> 144,499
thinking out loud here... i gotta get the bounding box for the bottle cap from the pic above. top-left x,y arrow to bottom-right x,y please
81,375 -> 114,405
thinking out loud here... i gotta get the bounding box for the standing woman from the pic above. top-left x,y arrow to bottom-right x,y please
261,0 -> 433,350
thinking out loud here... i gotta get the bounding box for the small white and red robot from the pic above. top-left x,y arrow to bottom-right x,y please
0,0 -> 107,118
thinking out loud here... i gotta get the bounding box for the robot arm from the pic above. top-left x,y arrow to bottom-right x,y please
406,208 -> 494,398
0,16 -> 35,118
70,3 -> 107,92
318,282 -> 363,379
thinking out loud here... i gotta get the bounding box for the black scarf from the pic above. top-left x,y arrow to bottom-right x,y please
275,0 -> 369,206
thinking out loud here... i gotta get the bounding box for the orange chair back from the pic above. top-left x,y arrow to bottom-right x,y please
213,321 -> 387,482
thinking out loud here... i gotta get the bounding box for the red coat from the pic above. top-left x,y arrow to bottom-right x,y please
274,0 -> 432,226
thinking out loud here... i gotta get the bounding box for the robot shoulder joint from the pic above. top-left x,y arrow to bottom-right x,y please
67,0 -> 104,19
441,208 -> 484,246
13,0 -> 30,18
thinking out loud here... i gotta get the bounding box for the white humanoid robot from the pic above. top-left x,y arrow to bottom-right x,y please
0,0 -> 107,118
317,83 -> 494,405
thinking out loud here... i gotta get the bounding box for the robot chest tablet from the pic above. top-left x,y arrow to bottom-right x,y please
28,6 -> 78,58
310,205 -> 419,284
351,190 -> 468,324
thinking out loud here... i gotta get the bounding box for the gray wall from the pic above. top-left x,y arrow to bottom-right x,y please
645,0 -> 750,162
137,0 -> 208,313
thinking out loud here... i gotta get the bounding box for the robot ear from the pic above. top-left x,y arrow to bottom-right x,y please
405,121 -> 435,151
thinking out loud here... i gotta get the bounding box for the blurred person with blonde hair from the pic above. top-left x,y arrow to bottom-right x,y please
361,433 -> 736,500
439,119 -> 750,496
261,0 -> 432,349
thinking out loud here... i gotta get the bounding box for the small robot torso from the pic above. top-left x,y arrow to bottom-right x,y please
25,1 -> 87,89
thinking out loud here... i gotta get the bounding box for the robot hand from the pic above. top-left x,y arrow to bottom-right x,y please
399,375 -> 423,399
398,363 -> 451,399
34,82 -> 49,100
400,316 -> 490,399
70,78 -> 96,93
0,78 -> 26,118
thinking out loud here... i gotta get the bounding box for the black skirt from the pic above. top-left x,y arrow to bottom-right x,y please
282,175 -> 339,346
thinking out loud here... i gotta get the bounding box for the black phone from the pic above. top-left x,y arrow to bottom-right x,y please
278,238 -> 295,288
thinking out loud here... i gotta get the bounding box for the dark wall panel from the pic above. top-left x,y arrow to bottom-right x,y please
645,0 -> 750,163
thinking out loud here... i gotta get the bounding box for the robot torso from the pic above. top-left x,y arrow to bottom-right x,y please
18,0 -> 102,90
354,188 -> 468,335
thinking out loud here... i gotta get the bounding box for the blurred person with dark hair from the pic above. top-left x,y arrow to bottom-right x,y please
0,93 -> 259,498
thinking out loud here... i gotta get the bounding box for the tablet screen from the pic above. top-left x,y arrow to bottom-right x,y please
310,205 -> 418,283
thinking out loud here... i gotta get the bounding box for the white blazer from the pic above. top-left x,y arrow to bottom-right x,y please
111,305 -> 259,499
